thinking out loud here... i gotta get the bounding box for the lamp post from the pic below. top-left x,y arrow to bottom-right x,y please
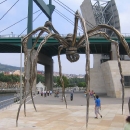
20,45 -> 22,103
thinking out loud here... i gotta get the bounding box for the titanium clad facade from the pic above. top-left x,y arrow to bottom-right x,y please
80,0 -> 120,36
80,0 -> 96,31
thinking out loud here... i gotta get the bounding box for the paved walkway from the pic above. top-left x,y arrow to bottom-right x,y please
0,93 -> 129,130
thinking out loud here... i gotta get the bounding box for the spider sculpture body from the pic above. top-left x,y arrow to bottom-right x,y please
16,11 -> 130,128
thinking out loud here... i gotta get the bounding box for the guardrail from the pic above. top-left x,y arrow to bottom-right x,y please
0,96 -> 20,110
0,33 -> 130,38
0,88 -> 20,93
0,93 -> 36,111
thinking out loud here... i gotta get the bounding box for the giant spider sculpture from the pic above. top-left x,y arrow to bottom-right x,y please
16,11 -> 130,127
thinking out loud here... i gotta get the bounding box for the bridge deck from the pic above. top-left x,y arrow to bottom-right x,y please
0,37 -> 130,56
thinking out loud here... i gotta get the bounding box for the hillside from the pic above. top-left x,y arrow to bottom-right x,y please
0,63 -> 24,72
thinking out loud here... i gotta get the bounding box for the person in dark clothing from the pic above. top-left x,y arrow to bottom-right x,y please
41,91 -> 43,96
70,92 -> 73,101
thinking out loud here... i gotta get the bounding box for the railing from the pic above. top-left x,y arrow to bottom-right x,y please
0,96 -> 20,110
0,34 -> 69,38
0,33 -> 130,38
0,88 -> 20,93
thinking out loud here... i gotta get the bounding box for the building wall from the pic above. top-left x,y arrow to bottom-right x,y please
101,61 -> 130,98
90,68 -> 106,93
90,60 -> 130,98
90,54 -> 106,94
80,0 -> 96,31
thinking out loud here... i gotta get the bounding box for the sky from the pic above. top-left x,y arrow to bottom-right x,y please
0,0 -> 130,74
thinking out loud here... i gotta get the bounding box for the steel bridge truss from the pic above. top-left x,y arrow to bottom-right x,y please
92,0 -> 120,37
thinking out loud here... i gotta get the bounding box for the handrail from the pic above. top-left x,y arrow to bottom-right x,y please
0,97 -> 16,103
0,95 -> 19,110
0,33 -> 130,38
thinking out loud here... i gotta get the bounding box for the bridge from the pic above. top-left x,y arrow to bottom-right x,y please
0,0 -> 130,91
0,36 -> 130,56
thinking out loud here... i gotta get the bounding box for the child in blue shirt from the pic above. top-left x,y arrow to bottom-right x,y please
95,95 -> 102,119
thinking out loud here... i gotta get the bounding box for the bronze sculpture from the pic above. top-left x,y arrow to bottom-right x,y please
16,11 -> 130,127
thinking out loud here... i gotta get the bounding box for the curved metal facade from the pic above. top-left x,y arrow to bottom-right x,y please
80,0 -> 120,36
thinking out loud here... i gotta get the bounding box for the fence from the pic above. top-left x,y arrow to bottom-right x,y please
0,96 -> 20,110
0,33 -> 130,38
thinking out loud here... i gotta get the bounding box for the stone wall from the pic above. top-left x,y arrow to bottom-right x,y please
101,61 -> 130,98
90,68 -> 106,94
90,54 -> 106,94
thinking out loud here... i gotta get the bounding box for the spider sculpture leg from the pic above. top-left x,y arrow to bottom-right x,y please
16,28 -> 52,126
88,31 -> 125,114
78,25 -> 130,114
16,28 -> 57,126
28,53 -> 38,113
35,24 -> 69,108
87,25 -> 130,115
20,30 -> 46,117
16,90 -> 31,126
75,11 -> 91,127
58,45 -> 67,108
90,31 -> 125,115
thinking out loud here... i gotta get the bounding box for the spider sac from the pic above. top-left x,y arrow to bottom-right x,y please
65,34 -> 80,62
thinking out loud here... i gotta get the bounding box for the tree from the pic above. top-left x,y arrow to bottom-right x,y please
56,76 -> 69,88
78,82 -> 86,87
53,76 -> 58,83
0,73 -> 20,82
36,74 -> 45,83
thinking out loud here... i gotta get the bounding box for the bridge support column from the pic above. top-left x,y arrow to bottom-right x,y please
38,53 -> 53,91
45,64 -> 53,91
111,43 -> 118,60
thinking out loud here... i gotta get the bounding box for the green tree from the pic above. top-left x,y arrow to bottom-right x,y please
56,76 -> 69,88
78,82 -> 86,87
0,73 -> 20,83
53,76 -> 58,83
36,74 -> 45,83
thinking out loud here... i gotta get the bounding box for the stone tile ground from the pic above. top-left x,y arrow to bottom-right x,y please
0,103 -> 129,130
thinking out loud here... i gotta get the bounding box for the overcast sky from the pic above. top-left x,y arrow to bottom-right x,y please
0,0 -> 130,74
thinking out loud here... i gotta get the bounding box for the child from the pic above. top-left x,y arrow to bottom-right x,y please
124,116 -> 130,130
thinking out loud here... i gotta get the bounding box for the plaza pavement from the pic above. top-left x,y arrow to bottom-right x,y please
0,92 -> 129,130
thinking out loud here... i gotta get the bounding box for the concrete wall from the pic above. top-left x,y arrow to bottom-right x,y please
90,54 -> 106,94
90,68 -> 106,93
101,61 -> 130,98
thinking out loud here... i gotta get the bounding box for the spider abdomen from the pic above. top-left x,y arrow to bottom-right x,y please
66,47 -> 80,62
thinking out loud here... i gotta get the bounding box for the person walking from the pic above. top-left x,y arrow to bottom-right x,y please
70,90 -> 73,101
41,91 -> 43,96
44,90 -> 46,97
124,116 -> 130,130
95,95 -> 102,119
93,92 -> 96,100
47,90 -> 49,96
50,90 -> 52,95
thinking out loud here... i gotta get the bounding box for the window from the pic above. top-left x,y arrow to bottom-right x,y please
124,76 -> 130,87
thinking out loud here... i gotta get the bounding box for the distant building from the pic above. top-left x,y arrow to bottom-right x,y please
13,70 -> 20,75
37,71 -> 42,75
4,72 -> 10,75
